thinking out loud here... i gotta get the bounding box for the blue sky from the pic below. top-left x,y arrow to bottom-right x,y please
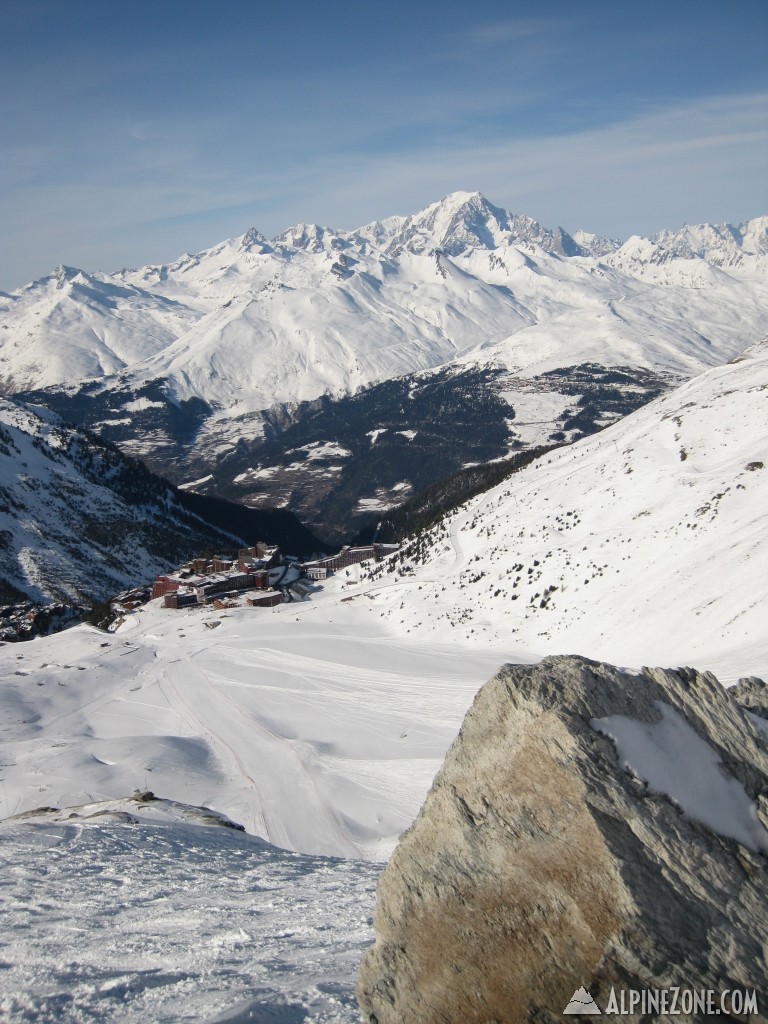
1,0 -> 766,290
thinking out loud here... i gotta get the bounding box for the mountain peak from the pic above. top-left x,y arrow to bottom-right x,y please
53,265 -> 84,288
385,191 -> 509,256
434,189 -> 488,211
572,229 -> 622,258
383,192 -> 583,258
19,264 -> 91,294
239,228 -> 274,254
272,222 -> 345,253
644,219 -> 768,268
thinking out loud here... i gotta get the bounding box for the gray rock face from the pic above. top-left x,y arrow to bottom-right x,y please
357,656 -> 768,1023
733,676 -> 768,720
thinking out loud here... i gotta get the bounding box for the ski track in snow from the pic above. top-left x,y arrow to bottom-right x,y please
0,605 -> 510,861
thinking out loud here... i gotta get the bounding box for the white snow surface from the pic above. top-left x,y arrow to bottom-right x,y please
592,702 -> 768,853
2,339 -> 766,858
2,194 -> 767,416
0,266 -> 197,393
293,442 -> 352,461
364,338 -> 768,682
0,813 -> 377,1023
0,606 -> 509,861
2,340 -> 767,856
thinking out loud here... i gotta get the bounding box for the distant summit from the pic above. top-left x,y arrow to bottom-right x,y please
368,190 -> 585,257
651,216 -> 768,267
2,192 -> 767,542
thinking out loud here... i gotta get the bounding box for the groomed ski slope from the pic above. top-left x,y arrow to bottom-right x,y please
0,604 -> 514,860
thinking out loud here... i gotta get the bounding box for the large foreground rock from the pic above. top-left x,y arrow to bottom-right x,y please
357,656 -> 768,1023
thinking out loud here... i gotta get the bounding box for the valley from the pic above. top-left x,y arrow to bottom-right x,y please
2,337 -> 766,856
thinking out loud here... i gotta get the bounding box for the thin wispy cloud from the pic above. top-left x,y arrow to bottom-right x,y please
277,91 -> 766,236
0,1 -> 765,288
464,18 -> 563,46
2,90 -> 765,283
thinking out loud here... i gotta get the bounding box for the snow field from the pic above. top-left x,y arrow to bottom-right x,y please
0,600 -> 510,860
0,816 -> 378,1023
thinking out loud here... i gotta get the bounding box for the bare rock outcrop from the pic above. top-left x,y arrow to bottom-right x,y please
357,656 -> 768,1023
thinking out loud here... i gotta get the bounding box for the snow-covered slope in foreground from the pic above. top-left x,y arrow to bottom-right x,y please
0,810 -> 376,1023
0,609 -> 510,860
368,338 -> 768,675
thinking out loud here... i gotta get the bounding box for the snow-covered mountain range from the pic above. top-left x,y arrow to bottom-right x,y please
3,192 -> 765,402
6,191 -> 767,539
5,192 -> 765,406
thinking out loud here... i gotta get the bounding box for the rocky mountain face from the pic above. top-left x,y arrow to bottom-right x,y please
362,192 -> 587,258
0,398 -> 319,607
357,655 -> 768,1023
650,217 -> 768,269
4,193 -> 767,541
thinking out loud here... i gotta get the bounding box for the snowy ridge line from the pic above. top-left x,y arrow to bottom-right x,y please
1,191 -> 766,415
5,193 -> 766,542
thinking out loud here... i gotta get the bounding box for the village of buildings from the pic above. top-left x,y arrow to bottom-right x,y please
112,541 -> 400,617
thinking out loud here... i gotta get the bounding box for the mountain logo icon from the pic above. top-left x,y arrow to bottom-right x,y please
563,986 -> 602,1014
